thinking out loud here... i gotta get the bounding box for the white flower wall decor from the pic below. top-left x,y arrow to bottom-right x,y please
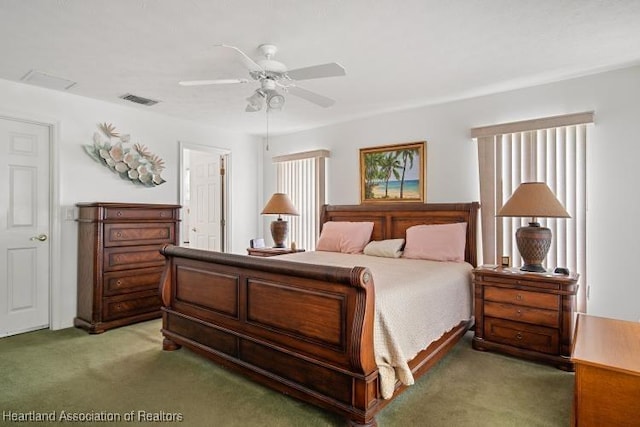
84,123 -> 166,186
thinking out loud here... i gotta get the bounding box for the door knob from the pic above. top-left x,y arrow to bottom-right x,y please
192,227 -> 197,232
30,234 -> 48,242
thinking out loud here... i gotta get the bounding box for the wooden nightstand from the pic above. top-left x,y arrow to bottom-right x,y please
246,247 -> 305,257
472,266 -> 578,371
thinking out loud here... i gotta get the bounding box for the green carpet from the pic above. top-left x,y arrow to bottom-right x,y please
0,320 -> 573,426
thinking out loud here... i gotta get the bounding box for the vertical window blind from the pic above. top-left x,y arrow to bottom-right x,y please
273,150 -> 329,251
472,112 -> 593,312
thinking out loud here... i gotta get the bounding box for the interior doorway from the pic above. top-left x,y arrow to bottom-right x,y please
179,142 -> 230,252
0,117 -> 51,337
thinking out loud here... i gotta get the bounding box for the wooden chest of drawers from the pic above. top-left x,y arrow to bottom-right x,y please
74,203 -> 180,333
571,314 -> 640,426
472,266 -> 578,370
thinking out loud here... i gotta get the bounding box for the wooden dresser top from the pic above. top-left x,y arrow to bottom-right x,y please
572,313 -> 640,375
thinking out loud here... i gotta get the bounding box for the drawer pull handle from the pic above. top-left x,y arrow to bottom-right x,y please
516,309 -> 522,316
116,211 -> 122,216
516,294 -> 523,301
116,280 -> 122,287
116,232 -> 122,237
516,332 -> 523,340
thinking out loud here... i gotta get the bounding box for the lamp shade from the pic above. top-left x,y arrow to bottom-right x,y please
497,182 -> 570,219
261,193 -> 299,216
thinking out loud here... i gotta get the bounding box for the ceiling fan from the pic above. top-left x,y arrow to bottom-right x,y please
179,44 -> 346,112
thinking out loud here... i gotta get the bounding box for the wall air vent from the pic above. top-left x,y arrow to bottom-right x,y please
119,93 -> 159,106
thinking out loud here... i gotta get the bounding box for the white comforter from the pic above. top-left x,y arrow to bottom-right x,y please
277,251 -> 473,399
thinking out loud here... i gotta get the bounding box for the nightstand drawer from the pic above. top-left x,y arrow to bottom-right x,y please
484,317 -> 559,354
479,274 -> 551,290
485,286 -> 558,310
484,301 -> 559,327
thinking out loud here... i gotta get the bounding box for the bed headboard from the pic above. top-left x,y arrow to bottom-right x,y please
320,202 -> 480,267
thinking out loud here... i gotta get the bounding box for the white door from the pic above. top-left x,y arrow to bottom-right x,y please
189,151 -> 222,251
0,118 -> 50,337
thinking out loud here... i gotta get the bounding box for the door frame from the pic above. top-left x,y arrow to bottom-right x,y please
178,142 -> 231,252
0,110 -> 62,331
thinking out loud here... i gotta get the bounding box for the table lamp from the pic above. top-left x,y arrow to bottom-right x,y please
261,193 -> 299,248
497,182 -> 570,272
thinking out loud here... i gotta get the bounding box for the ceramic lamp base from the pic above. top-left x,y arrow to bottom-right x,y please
516,222 -> 551,272
270,219 -> 288,248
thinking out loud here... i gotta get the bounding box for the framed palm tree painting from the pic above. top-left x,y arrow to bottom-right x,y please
359,141 -> 426,203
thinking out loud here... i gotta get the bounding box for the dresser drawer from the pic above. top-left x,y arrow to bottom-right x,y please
102,290 -> 161,321
103,267 -> 164,296
104,223 -> 175,247
484,317 -> 559,354
104,207 -> 177,221
484,301 -> 559,327
103,245 -> 166,271
485,286 -> 559,310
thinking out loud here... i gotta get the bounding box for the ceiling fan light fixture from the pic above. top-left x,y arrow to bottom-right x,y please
246,89 -> 266,112
267,92 -> 285,111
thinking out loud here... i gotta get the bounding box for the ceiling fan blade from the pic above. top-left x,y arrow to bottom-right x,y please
179,78 -> 249,86
214,44 -> 264,73
286,63 -> 346,81
288,86 -> 335,108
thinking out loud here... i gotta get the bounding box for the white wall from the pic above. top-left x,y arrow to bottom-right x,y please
0,78 -> 261,329
265,64 -> 640,323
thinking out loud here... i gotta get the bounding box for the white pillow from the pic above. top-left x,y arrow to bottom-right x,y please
363,239 -> 405,258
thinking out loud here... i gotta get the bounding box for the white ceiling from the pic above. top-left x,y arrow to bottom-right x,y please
2,0 -> 640,136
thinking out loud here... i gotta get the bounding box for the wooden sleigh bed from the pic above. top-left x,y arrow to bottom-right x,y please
159,202 -> 479,426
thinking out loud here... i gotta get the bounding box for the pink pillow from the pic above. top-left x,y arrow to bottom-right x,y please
316,221 -> 374,254
402,222 -> 467,262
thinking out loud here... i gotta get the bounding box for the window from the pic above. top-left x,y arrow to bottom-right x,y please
472,112 -> 593,311
273,150 -> 329,251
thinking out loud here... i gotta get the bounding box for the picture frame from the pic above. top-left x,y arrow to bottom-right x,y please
359,141 -> 426,203
250,238 -> 265,249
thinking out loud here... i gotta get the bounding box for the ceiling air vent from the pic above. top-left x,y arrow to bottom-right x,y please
21,70 -> 76,90
119,93 -> 159,106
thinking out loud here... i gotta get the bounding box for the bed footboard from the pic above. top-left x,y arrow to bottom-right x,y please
159,245 -> 379,426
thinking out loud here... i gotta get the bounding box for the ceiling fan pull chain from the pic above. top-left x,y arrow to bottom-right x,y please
266,109 -> 270,151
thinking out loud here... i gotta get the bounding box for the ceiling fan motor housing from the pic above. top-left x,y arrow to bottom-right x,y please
261,79 -> 277,91
259,44 -> 278,58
